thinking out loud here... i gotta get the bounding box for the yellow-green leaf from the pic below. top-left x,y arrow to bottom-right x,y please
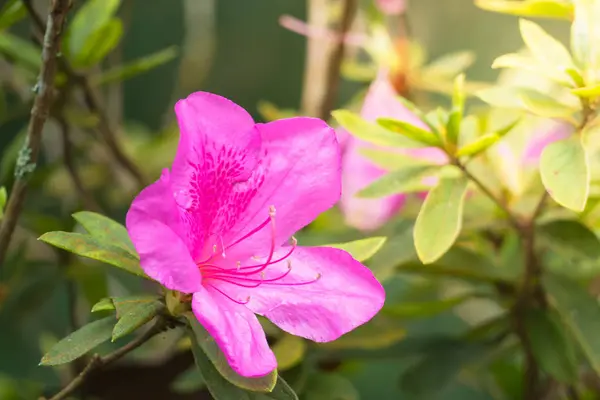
67,0 -> 121,59
420,51 -> 475,79
38,231 -> 150,279
72,211 -> 136,255
377,118 -> 442,147
0,32 -> 41,71
447,74 -> 466,145
0,0 -> 26,31
540,137 -> 589,211
91,297 -> 115,313
456,134 -> 500,157
571,83 -> 600,97
519,19 -> 573,69
357,148 -> 437,170
518,89 -> 578,120
325,237 -> 387,262
272,334 -> 306,371
111,295 -> 164,341
73,18 -> 123,68
332,110 -> 422,148
571,0 -> 600,77
414,174 -> 469,264
475,0 -> 572,19
40,317 -> 115,366
357,165 -> 436,198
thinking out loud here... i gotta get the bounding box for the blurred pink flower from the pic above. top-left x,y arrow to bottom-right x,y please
126,92 -> 385,378
340,74 -> 447,231
279,14 -> 366,46
521,121 -> 572,166
376,0 -> 406,15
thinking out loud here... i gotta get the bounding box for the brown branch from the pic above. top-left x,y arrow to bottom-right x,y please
317,0 -> 358,120
22,0 -> 148,189
43,318 -> 168,400
0,0 -> 72,269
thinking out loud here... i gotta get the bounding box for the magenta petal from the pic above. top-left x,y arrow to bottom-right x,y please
191,287 -> 276,378
126,170 -> 201,293
522,121 -> 573,165
242,246 -> 385,342
227,117 -> 341,256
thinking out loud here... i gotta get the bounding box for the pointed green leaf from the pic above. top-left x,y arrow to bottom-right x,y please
519,19 -> 573,68
377,118 -> 442,147
92,46 -> 178,85
456,133 -> 501,157
38,231 -> 150,279
325,237 -> 387,262
172,366 -> 206,394
414,174 -> 469,264
524,309 -> 578,383
67,0 -> 121,59
447,74 -> 466,145
571,83 -> 600,97
318,313 -> 405,350
492,52 -> 571,84
475,0 -> 573,19
111,295 -> 164,341
537,219 -> 600,260
91,297 -> 115,313
476,86 -> 521,108
544,273 -> 600,375
358,148 -> 437,170
184,312 -> 277,392
540,137 -> 589,211
0,32 -> 41,71
518,89 -> 578,120
0,186 -> 6,219
420,51 -> 475,78
73,18 -> 123,68
0,0 -> 26,31
272,334 -> 306,371
357,165 -> 437,198
332,110 -> 422,148
383,294 -> 474,319
40,316 -> 115,366
72,211 -> 136,255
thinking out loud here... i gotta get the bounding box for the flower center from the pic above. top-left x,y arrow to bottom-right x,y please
195,206 -> 321,305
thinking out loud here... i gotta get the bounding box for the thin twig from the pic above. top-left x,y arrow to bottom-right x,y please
43,318 -> 167,400
318,0 -> 358,120
0,0 -> 71,269
22,0 -> 148,188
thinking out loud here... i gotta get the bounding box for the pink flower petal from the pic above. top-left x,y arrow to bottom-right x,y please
522,121 -> 572,166
191,287 -> 276,378
126,170 -> 201,293
226,246 -> 385,342
279,15 -> 367,46
171,92 -> 263,260
226,118 -> 341,257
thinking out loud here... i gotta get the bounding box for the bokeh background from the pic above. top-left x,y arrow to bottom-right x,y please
0,0 -> 578,399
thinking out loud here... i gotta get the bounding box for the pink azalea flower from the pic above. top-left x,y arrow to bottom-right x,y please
521,120 -> 573,166
340,74 -> 447,231
375,0 -> 406,15
126,92 -> 385,378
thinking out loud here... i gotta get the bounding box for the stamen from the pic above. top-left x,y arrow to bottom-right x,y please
208,284 -> 251,304
224,206 -> 276,251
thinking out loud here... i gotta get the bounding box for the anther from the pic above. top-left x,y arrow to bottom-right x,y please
269,205 -> 276,217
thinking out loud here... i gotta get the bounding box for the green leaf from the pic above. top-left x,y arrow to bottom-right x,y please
356,165 -> 436,198
544,272 -> 600,375
318,313 -> 405,350
475,0 -> 573,19
524,309 -> 578,383
0,186 -> 6,219
377,118 -> 442,147
72,211 -> 136,255
92,46 -> 178,85
0,0 -> 26,31
357,148 -> 438,170
537,219 -> 600,260
172,366 -> 206,394
67,0 -> 121,60
332,110 -> 422,148
571,0 -> 600,76
40,316 -> 115,366
571,83 -> 600,97
91,297 -> 116,313
519,19 -> 573,68
38,231 -> 150,279
303,373 -> 359,400
111,295 -> 164,341
518,89 -> 577,120
492,53 -> 572,85
272,334 -> 306,371
540,137 -> 589,211
447,74 -> 466,145
73,18 -> 123,68
456,133 -> 501,157
184,312 -> 277,392
325,237 -> 388,262
400,340 -> 488,396
420,51 -> 475,78
414,174 -> 469,264
0,32 -> 41,71
476,86 -> 521,108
